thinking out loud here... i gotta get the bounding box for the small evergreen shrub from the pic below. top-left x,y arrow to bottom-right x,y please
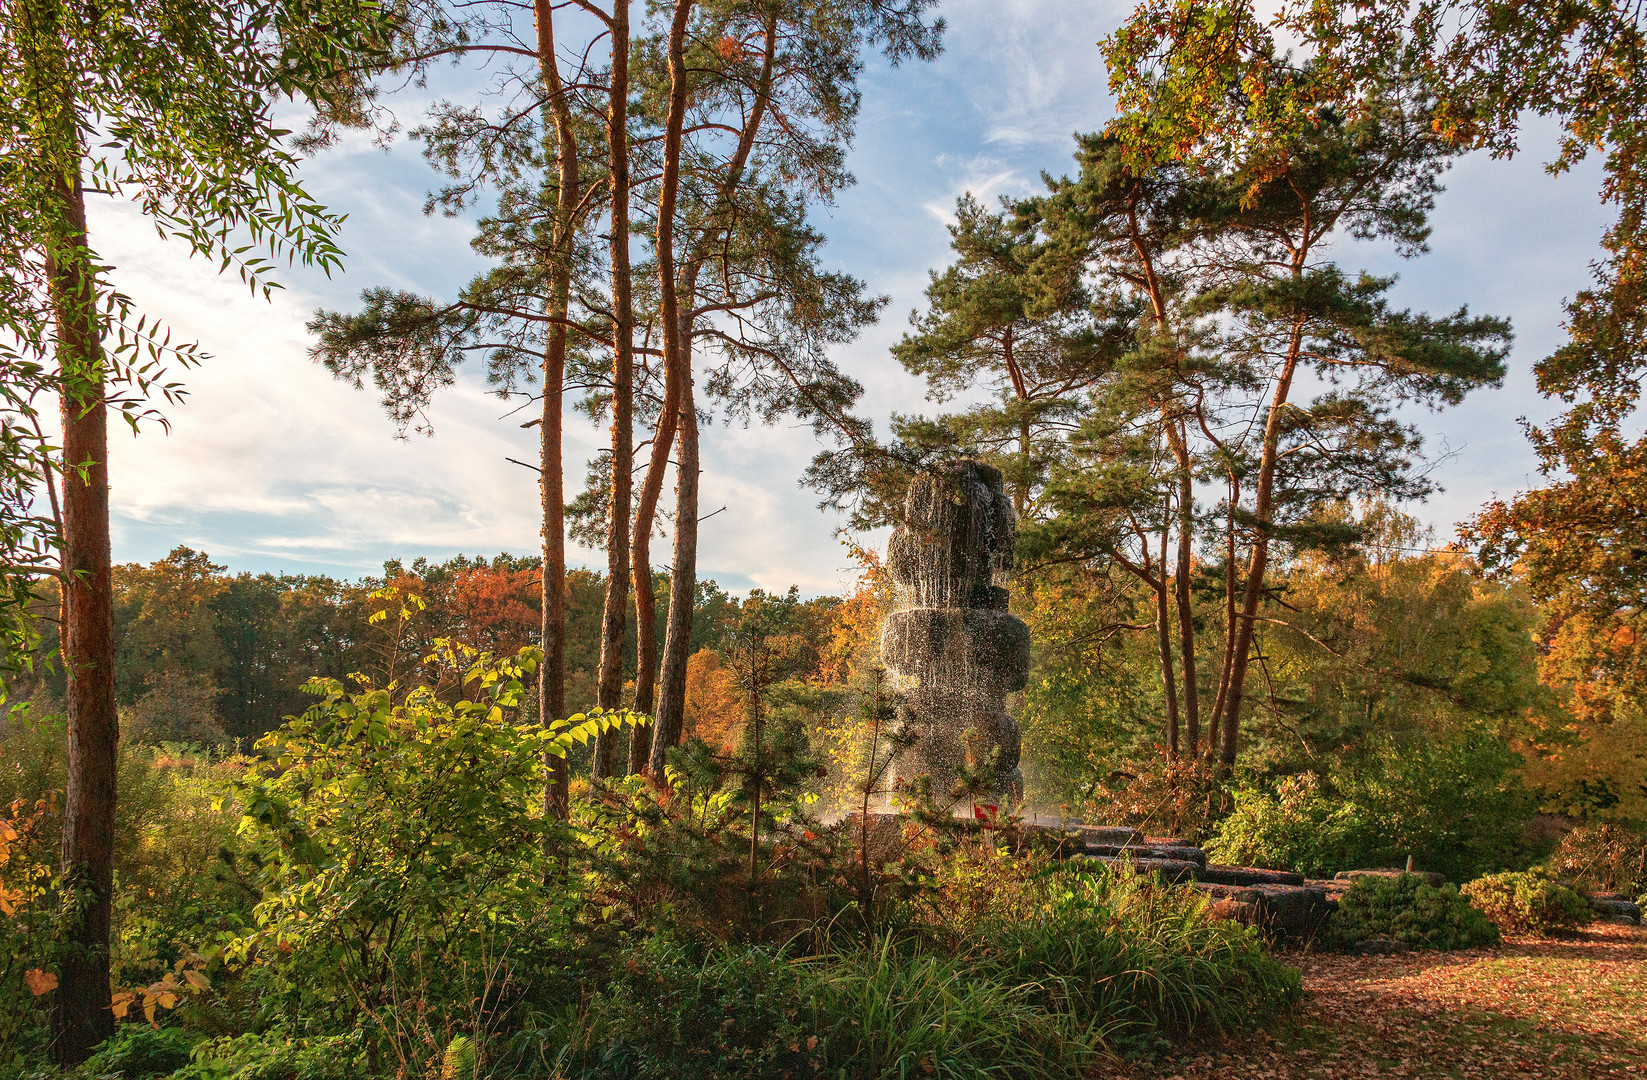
1320,872 -> 1500,951
1546,822 -> 1647,897
1462,869 -> 1595,936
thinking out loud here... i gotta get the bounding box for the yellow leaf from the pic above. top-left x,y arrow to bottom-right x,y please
111,992 -> 133,1018
24,969 -> 57,996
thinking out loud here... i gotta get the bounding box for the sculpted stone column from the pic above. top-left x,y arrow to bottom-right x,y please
880,460 -> 1028,804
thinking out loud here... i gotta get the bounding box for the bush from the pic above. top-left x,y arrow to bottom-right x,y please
1206,774 -> 1374,878
1084,756 -> 1230,844
236,643 -> 642,1075
1462,869 -> 1595,936
553,938 -> 1097,1080
81,1024 -> 199,1078
1546,822 -> 1647,897
1333,731 -> 1537,883
170,1031 -> 369,1080
933,858 -> 1300,1053
1321,873 -> 1500,951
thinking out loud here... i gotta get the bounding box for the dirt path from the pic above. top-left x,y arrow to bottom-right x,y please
1139,923 -> 1647,1078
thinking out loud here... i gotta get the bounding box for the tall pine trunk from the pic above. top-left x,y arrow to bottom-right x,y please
45,105 -> 118,1068
1153,521 -> 1179,756
629,0 -> 692,774
1218,340 -> 1301,773
1169,422 -> 1199,755
652,352 -> 698,771
592,0 -> 634,776
533,0 -> 575,818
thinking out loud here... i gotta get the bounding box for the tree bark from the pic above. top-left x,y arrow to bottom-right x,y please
533,0 -> 575,819
45,106 -> 119,1066
651,5 -> 775,772
1218,340 -> 1302,773
592,0 -> 634,777
1153,518 -> 1179,756
629,0 -> 692,775
1168,421 -> 1199,755
651,353 -> 699,773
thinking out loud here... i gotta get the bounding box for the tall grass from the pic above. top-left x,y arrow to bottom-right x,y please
543,856 -> 1298,1079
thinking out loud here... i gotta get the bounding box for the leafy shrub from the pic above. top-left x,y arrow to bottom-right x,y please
1321,873 -> 1500,951
550,859 -> 1299,1079
930,857 -> 1300,1052
1462,869 -> 1595,936
1084,755 -> 1230,844
236,643 -> 642,1076
1331,730 -> 1537,881
1206,774 -> 1374,878
81,1024 -> 199,1078
552,938 -> 1095,1080
1546,822 -> 1647,897
0,710 -> 250,997
171,1031 -> 368,1080
0,792 -> 54,1066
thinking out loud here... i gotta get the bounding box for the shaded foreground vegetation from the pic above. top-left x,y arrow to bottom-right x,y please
0,645 -> 1300,1079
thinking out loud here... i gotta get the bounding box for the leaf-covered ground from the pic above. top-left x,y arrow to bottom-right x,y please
1133,922 -> 1647,1079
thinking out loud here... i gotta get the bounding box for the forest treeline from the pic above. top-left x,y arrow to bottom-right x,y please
15,518 -> 1638,830
17,548 -> 845,749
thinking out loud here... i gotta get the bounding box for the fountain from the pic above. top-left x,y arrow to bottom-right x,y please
880,459 -> 1029,806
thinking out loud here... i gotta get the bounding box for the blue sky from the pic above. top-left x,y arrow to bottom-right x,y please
89,0 -> 1610,595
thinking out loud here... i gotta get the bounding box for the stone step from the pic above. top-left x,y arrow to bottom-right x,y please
1081,854 -> 1200,883
1589,897 -> 1642,924
1075,825 -> 1145,847
1191,882 -> 1331,938
1085,843 -> 1208,867
1198,864 -> 1305,887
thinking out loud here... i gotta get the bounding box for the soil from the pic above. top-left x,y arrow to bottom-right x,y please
1135,922 -> 1647,1078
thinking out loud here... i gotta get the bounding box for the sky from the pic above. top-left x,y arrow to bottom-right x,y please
88,0 -> 1612,597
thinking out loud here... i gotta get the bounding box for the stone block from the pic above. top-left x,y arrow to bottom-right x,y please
1085,843 -> 1208,868
1083,854 -> 1200,883
1199,865 -> 1305,887
1589,897 -> 1642,924
1077,825 -> 1145,848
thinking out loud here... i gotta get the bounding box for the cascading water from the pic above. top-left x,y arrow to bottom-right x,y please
880,460 -> 1029,805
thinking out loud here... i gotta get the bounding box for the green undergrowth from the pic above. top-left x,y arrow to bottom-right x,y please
1318,873 -> 1500,951
543,863 -> 1300,1079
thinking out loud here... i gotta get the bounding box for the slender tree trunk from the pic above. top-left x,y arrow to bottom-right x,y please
629,0 -> 692,775
1218,342 -> 1302,773
593,0 -> 634,777
534,0 -> 575,819
1207,472 -> 1239,761
1153,518 -> 1179,756
651,343 -> 698,774
1169,421 -> 1199,755
45,119 -> 118,1065
651,5 -> 775,774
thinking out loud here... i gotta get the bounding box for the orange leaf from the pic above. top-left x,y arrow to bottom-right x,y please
23,969 -> 57,996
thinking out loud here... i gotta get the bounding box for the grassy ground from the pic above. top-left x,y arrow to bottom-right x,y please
1127,922 -> 1647,1079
